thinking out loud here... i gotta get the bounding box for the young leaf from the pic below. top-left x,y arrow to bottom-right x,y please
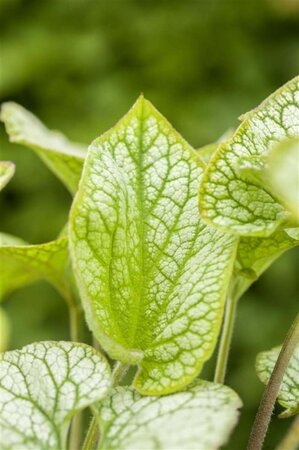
0,102 -> 86,194
234,229 -> 299,299
0,341 -> 112,450
97,380 -> 242,450
266,138 -> 299,222
199,76 -> 299,237
0,161 -> 15,191
256,344 -> 299,418
69,96 -> 238,394
0,234 -> 71,302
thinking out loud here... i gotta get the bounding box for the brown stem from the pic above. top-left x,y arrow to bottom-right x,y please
247,313 -> 299,450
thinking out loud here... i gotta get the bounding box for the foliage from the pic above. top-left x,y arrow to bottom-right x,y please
256,344 -> 299,418
0,75 -> 298,449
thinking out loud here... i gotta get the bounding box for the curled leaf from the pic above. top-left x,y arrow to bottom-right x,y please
199,76 -> 299,237
0,102 -> 86,194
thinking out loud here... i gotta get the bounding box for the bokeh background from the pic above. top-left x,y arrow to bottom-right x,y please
0,0 -> 298,448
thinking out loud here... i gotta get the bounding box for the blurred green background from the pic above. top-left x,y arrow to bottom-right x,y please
0,0 -> 298,448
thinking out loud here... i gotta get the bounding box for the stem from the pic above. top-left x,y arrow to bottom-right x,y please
82,362 -> 129,450
69,414 -> 82,450
68,296 -> 83,449
69,303 -> 82,342
247,313 -> 299,450
214,291 -> 238,383
276,416 -> 299,450
112,361 -> 129,385
82,416 -> 99,450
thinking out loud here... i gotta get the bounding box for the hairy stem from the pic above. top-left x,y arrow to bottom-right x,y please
82,415 -> 99,450
247,313 -> 299,450
214,291 -> 238,384
82,362 -> 129,450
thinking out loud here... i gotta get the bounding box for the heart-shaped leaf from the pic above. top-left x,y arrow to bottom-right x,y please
0,161 -> 15,191
69,96 -> 238,394
97,381 -> 241,450
0,234 -> 71,302
0,102 -> 86,194
256,344 -> 299,418
199,76 -> 299,237
0,341 -> 112,450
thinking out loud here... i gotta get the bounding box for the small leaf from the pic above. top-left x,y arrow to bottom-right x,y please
70,96 -> 238,394
97,381 -> 241,450
265,138 -> 299,222
0,102 -> 86,194
256,344 -> 299,418
0,341 -> 112,450
234,230 -> 299,299
199,76 -> 299,237
0,234 -> 71,302
0,161 -> 15,191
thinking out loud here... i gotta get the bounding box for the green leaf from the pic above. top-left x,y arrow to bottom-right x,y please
234,229 -> 299,299
197,128 -> 235,164
199,76 -> 299,237
256,344 -> 299,418
0,161 -> 15,191
0,341 -> 112,450
0,102 -> 86,194
69,96 -> 238,394
97,381 -> 241,450
0,234 -> 71,302
265,138 -> 299,222
0,307 -> 10,352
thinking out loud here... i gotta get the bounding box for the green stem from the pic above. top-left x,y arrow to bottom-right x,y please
112,361 -> 129,385
276,416 -> 299,450
82,416 -> 99,450
68,296 -> 83,450
214,291 -> 238,384
69,303 -> 82,342
247,313 -> 299,450
82,362 -> 129,450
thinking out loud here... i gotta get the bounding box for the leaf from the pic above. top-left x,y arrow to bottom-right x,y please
69,96 -> 238,394
199,76 -> 299,237
256,344 -> 299,418
0,102 -> 86,194
197,128 -> 235,164
0,161 -> 15,191
0,341 -> 112,450
97,380 -> 242,450
234,229 -> 299,299
265,138 -> 299,222
0,234 -> 71,302
0,307 -> 10,352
